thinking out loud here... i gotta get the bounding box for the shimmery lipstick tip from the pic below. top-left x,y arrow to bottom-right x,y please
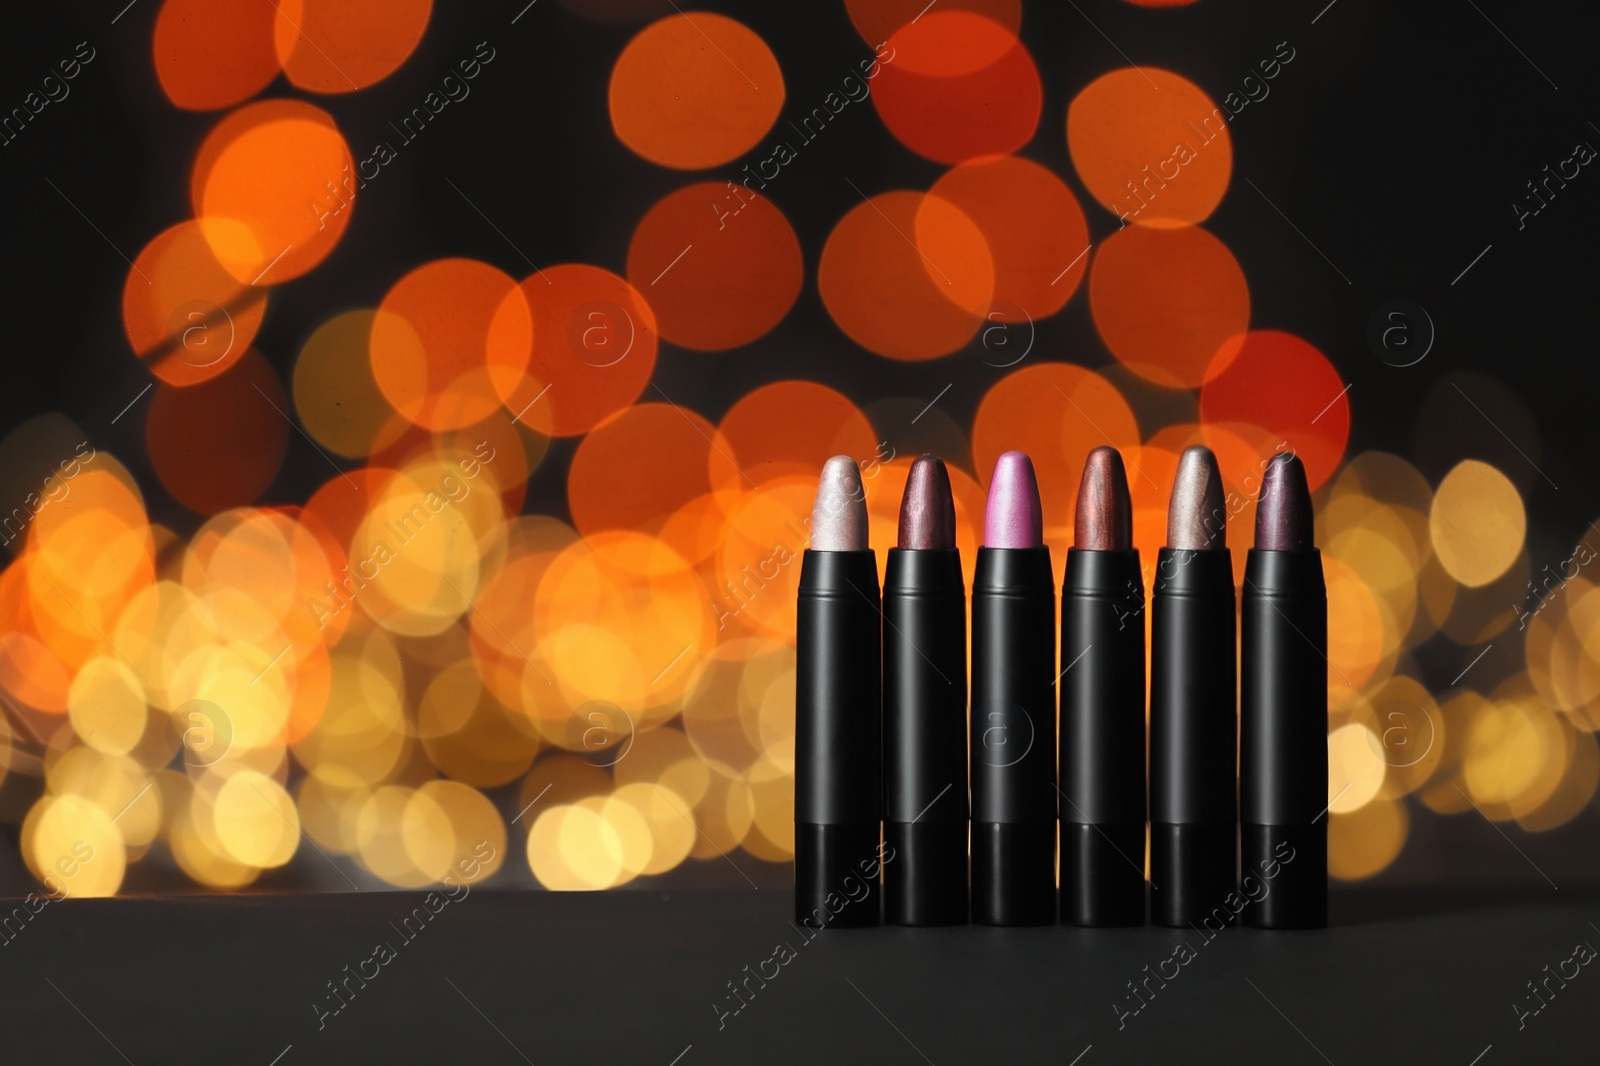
811,455 -> 868,551
899,454 -> 956,550
1167,445 -> 1226,551
1256,451 -> 1314,551
985,450 -> 1043,549
1075,446 -> 1133,551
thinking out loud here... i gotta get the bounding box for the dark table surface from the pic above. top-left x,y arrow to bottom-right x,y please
1,886 -> 1595,1065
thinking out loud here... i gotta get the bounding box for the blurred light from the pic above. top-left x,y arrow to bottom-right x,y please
370,259 -> 533,432
1430,459 -> 1526,587
1091,225 -> 1249,388
123,220 -> 264,386
609,13 -> 784,169
146,350 -> 289,515
191,99 -> 354,285
504,264 -> 659,438
1327,796 -> 1407,881
273,0 -> 433,94
844,0 -> 1021,47
819,191 -> 993,361
154,0 -> 280,112
627,183 -> 803,351
1201,331 -> 1350,491
927,155 -> 1090,320
1068,67 -> 1232,227
872,13 -> 1040,164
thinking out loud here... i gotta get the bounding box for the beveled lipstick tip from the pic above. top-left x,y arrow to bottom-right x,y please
1256,451 -> 1314,551
1075,446 -> 1133,552
985,450 -> 1043,549
1168,445 -> 1227,551
899,454 -> 956,550
811,455 -> 868,551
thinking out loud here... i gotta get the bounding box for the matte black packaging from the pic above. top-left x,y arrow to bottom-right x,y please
1149,548 -> 1236,927
1060,548 -> 1146,926
970,546 -> 1056,926
795,549 -> 882,927
1241,548 -> 1328,929
884,547 -> 968,925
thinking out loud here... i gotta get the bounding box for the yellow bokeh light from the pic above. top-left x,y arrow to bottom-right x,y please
212,769 -> 300,868
23,794 -> 127,898
1326,722 -> 1386,814
1430,460 -> 1525,587
1328,796 -> 1407,881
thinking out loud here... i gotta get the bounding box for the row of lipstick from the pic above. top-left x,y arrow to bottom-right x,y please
795,445 -> 1328,930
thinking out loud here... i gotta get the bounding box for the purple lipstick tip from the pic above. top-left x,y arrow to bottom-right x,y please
985,450 -> 1043,549
899,454 -> 956,550
1256,451 -> 1314,551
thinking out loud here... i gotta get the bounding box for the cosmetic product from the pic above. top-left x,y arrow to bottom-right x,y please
971,451 -> 1056,926
1060,447 -> 1147,926
1149,446 -> 1236,927
1241,452 -> 1328,929
884,455 -> 968,926
795,455 -> 882,927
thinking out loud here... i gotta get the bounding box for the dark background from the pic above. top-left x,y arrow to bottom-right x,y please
0,0 -> 1597,893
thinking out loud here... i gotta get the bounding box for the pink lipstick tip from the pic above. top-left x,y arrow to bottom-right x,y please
985,450 -> 1043,549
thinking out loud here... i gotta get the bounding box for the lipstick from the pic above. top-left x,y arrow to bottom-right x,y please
971,451 -> 1056,925
795,456 -> 882,927
1241,452 -> 1328,929
1060,447 -> 1147,926
1149,446 -> 1237,927
883,455 -> 968,926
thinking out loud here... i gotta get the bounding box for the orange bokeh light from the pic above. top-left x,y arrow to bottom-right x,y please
123,220 -> 264,386
626,183 -> 803,351
609,13 -> 784,170
368,259 -> 533,432
273,0 -> 433,94
927,155 -> 1090,320
569,403 -> 728,535
146,351 -> 290,515
716,381 -> 878,490
819,191 -> 993,361
872,12 -> 1041,165
1090,224 -> 1250,388
1068,66 -> 1233,227
1200,330 -> 1352,492
503,264 -> 659,438
154,0 -> 280,112
191,100 -> 354,285
844,0 -> 1022,49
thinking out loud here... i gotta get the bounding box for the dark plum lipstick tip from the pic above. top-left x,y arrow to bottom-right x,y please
1074,446 -> 1133,552
985,451 -> 1043,549
1256,451 -> 1314,551
898,454 -> 956,550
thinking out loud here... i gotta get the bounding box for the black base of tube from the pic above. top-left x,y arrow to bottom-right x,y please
1061,822 -> 1146,927
794,823 -> 880,928
1150,823 -> 1235,927
971,822 -> 1055,926
1242,824 -> 1326,929
884,821 -> 967,926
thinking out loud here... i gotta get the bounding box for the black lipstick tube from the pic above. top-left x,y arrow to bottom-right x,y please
970,546 -> 1056,925
1241,548 -> 1328,929
795,549 -> 882,927
1149,548 -> 1236,927
884,547 -> 968,925
1060,548 -> 1146,926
